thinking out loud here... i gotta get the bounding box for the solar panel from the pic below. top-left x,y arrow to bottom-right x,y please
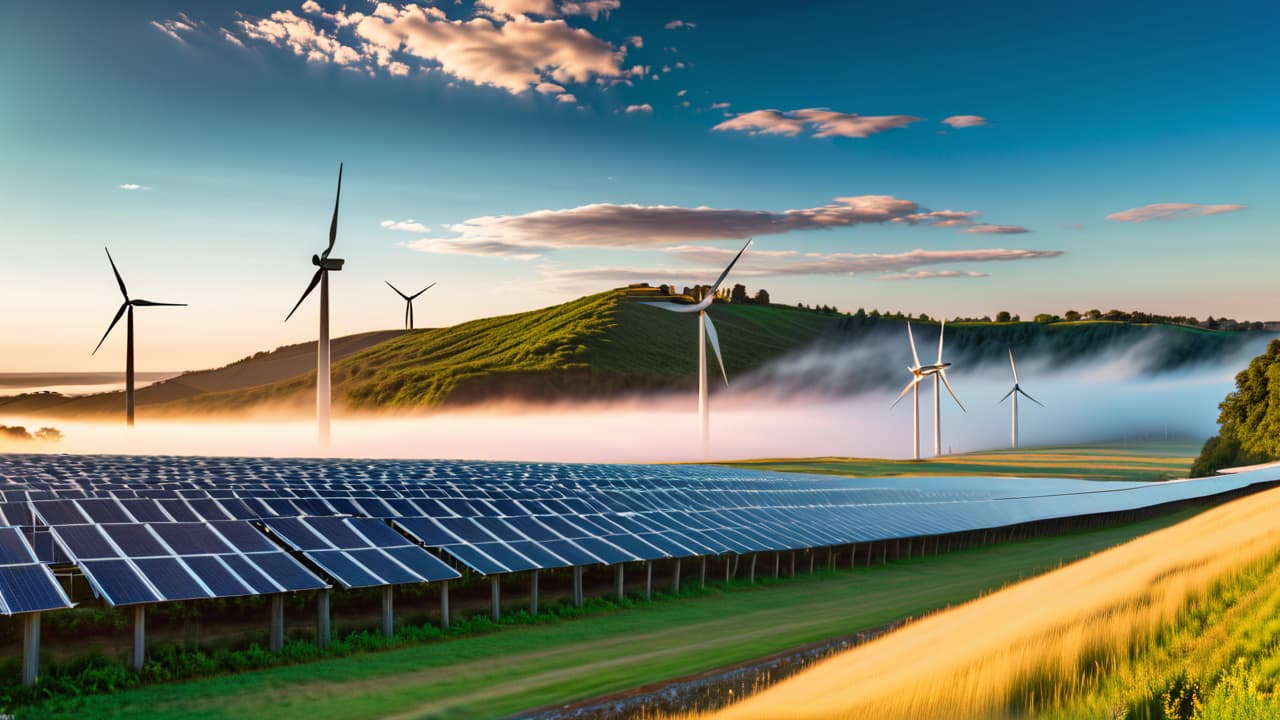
262,517 -> 459,589
0,527 -> 75,615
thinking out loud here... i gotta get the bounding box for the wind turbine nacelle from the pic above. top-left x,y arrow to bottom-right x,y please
312,255 -> 345,271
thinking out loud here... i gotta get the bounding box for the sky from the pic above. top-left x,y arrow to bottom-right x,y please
0,0 -> 1276,372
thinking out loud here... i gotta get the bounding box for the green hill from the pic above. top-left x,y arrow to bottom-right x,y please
3,290 -> 1264,418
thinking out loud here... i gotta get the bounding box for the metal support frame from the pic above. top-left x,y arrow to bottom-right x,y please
699,556 -> 707,588
748,554 -> 757,583
316,589 -> 330,648
572,565 -> 584,608
22,612 -> 40,686
490,576 -> 501,621
808,550 -> 815,576
530,570 -> 539,615
774,552 -> 780,578
269,594 -> 285,652
672,557 -> 681,593
440,580 -> 450,630
615,564 -> 625,600
381,586 -> 394,638
645,561 -> 653,599
131,605 -> 146,671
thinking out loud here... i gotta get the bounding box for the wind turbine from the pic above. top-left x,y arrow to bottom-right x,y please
639,239 -> 751,451
1000,347 -> 1043,449
891,320 -> 964,459
385,281 -> 435,330
285,163 -> 345,448
92,248 -> 186,426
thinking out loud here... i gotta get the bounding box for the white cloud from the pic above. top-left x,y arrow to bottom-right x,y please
711,101 -> 730,109
625,103 -> 653,113
625,35 -> 643,48
535,81 -> 566,94
410,195 -> 1027,257
676,89 -> 687,96
381,219 -> 430,232
222,29 -> 245,47
664,19 -> 696,29
879,270 -> 987,281
150,13 -> 202,42
941,115 -> 988,128
714,108 -> 921,139
229,2 -> 628,95
561,0 -> 621,20
119,183 -> 150,191
960,224 -> 1030,234
1105,202 -> 1247,222
557,92 -> 578,103
387,60 -> 410,76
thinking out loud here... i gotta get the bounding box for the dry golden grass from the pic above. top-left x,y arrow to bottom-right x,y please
683,486 -> 1280,720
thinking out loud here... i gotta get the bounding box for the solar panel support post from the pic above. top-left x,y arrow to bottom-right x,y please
644,562 -> 653,600
850,544 -> 857,569
21,612 -> 39,687
672,558 -> 681,594
614,564 -> 624,601
699,557 -> 706,589
130,605 -> 146,672
790,551 -> 796,577
808,550 -> 814,576
489,577 -> 501,622
316,589 -> 331,648
440,581 -> 450,630
747,554 -> 756,584
572,566 -> 584,608
774,552 -> 780,578
724,556 -> 731,584
381,587 -> 394,638
269,595 -> 284,652
530,571 -> 539,615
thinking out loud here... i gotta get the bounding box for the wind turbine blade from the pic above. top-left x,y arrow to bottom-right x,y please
385,280 -> 409,300
639,300 -> 702,314
890,376 -> 921,408
324,163 -> 343,258
1009,346 -> 1020,384
939,370 -> 966,412
409,282 -> 436,300
92,303 -> 129,355
998,387 -> 1015,403
131,300 -> 186,307
937,318 -> 945,364
104,248 -> 129,300
704,313 -> 729,385
707,238 -> 752,296
906,321 -> 921,368
285,269 -> 324,322
1018,388 -> 1045,407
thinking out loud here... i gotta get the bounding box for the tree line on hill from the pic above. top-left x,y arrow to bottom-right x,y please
1192,339 -> 1280,476
0,425 -> 62,443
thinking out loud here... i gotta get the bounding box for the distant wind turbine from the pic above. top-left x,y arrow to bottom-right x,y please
891,320 -> 964,459
1000,347 -> 1043,449
285,163 -> 345,448
92,248 -> 186,427
385,281 -> 435,330
639,239 -> 751,451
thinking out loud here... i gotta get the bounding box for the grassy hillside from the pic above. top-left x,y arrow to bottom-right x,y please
4,290 -> 1263,417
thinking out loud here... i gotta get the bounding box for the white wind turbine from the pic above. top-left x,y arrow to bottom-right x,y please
285,164 -> 345,448
640,239 -> 751,451
892,320 -> 964,459
1000,347 -> 1043,449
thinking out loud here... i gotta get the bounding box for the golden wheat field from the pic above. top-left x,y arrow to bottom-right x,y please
684,486 -> 1280,720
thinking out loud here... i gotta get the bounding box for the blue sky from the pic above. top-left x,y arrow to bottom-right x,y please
1,0 -> 1276,371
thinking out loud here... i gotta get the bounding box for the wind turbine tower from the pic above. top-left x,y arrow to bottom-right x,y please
285,164 -> 345,448
1001,347 -> 1043,448
385,281 -> 436,330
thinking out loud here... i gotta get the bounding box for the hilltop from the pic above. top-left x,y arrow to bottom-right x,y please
1,290 -> 1264,418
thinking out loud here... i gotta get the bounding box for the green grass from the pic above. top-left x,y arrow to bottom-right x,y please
721,441 -> 1200,482
23,508 -> 1202,720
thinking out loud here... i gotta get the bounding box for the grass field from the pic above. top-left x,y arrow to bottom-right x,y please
722,440 -> 1201,482
22,508 -> 1203,720
694,486 -> 1280,720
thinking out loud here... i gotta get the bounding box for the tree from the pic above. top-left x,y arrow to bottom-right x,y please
753,288 -> 770,305
1064,310 -> 1081,322
995,311 -> 1012,323
1034,313 -> 1056,323
1193,339 -> 1280,475
34,427 -> 63,442
1086,309 -> 1103,320
730,283 -> 749,304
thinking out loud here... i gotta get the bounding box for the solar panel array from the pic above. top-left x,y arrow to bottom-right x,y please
0,453 -> 1275,613
0,526 -> 74,614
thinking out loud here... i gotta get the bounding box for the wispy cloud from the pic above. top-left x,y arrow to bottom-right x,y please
381,219 -> 429,233
714,108 -> 922,139
118,183 -> 150,191
960,224 -> 1030,234
941,115 -> 988,128
223,2 -> 630,95
1105,202 -> 1246,222
879,270 -> 987,281
664,19 -> 696,30
151,13 -> 203,42
407,196 -> 1025,257
625,103 -> 653,113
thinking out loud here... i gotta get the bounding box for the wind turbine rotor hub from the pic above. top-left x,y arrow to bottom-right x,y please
318,257 -> 344,271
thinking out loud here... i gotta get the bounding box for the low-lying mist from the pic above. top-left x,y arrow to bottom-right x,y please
3,328 -> 1270,464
